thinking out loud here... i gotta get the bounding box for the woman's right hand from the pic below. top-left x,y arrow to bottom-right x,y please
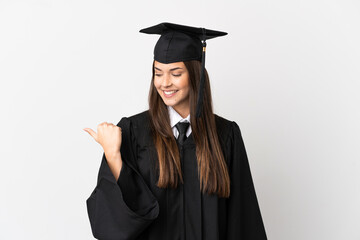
83,122 -> 122,160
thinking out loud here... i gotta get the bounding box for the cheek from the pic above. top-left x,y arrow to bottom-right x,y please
176,75 -> 190,89
153,78 -> 161,89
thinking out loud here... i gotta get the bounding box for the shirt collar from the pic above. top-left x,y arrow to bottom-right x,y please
168,105 -> 190,128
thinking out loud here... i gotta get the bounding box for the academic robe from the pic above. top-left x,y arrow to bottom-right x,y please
86,110 -> 267,240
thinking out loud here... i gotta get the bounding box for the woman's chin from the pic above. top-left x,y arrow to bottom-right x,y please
161,97 -> 174,105
162,100 -> 178,109
163,101 -> 175,107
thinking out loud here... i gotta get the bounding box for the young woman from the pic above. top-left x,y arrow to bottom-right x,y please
84,22 -> 267,240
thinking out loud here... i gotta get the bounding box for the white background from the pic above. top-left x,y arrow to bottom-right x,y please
1,0 -> 359,239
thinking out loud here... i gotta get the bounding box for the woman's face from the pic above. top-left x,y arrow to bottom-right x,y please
154,60 -> 190,116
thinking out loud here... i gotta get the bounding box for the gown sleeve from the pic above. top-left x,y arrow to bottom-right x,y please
226,121 -> 267,240
86,117 -> 159,240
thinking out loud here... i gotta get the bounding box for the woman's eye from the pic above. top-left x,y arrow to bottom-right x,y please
155,73 -> 181,77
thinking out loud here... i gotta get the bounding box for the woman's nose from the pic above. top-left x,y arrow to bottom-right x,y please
162,74 -> 172,87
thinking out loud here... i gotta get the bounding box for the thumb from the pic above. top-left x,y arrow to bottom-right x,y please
83,128 -> 98,141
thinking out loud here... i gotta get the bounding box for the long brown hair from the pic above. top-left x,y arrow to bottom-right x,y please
148,60 -> 230,198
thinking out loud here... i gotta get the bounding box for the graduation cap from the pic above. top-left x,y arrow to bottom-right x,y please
139,22 -> 227,118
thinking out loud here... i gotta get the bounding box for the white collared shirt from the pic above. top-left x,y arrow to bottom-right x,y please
167,105 -> 192,139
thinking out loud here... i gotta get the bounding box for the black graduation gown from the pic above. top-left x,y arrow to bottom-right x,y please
86,110 -> 267,240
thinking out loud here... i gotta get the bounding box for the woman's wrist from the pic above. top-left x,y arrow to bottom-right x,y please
104,151 -> 122,181
105,151 -> 122,162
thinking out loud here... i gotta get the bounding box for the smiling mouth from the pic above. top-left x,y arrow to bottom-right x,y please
163,90 -> 178,97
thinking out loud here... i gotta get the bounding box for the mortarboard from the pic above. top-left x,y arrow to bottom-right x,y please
139,22 -> 227,118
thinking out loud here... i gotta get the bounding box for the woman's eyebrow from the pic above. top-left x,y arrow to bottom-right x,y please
169,67 -> 183,71
154,67 -> 183,71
